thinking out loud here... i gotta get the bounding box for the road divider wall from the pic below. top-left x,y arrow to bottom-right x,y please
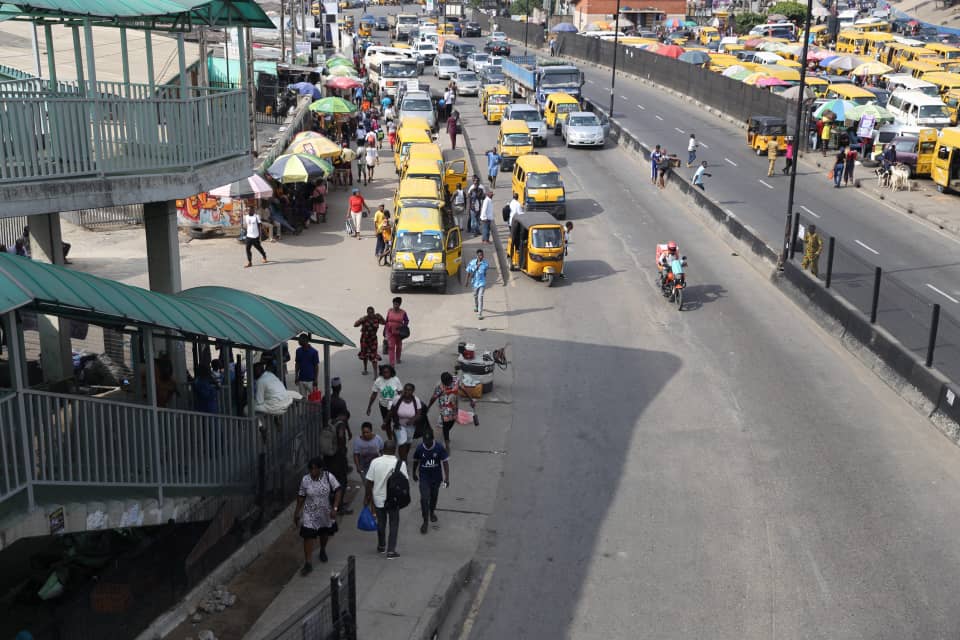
581,96 -> 960,436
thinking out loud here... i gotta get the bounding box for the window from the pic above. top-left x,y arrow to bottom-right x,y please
509,109 -> 540,122
919,104 -> 950,118
446,229 -> 460,250
531,228 -> 562,249
528,172 -> 562,188
504,133 -> 531,146
568,115 -> 599,127
395,231 -> 442,252
402,98 -> 432,111
489,94 -> 509,105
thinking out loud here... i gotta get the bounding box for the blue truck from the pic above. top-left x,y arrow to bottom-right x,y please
500,56 -> 585,108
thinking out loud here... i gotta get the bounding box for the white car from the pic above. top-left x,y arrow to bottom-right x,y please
503,103 -> 548,146
415,41 -> 438,65
466,52 -> 491,72
487,56 -> 503,71
452,70 -> 481,96
561,111 -> 610,148
433,54 -> 460,79
399,91 -> 437,130
490,31 -> 507,41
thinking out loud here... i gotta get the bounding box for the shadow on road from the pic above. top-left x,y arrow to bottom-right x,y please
564,198 -> 605,219
565,259 -> 619,282
676,282 -> 727,311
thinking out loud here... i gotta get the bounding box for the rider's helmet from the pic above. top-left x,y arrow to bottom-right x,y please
667,241 -> 678,252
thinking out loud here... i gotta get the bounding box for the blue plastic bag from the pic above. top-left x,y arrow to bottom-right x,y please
357,506 -> 377,532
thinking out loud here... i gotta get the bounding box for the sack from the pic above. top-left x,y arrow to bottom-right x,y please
456,409 -> 474,425
385,460 -> 411,510
397,325 -> 410,340
357,506 -> 378,531
308,389 -> 322,403
502,204 -> 511,223
319,423 -> 337,457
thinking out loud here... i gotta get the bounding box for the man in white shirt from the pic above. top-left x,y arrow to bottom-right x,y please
244,211 -> 268,268
254,362 -> 293,415
364,144 -> 379,184
365,440 -> 408,557
479,188 -> 494,244
687,133 -> 699,167
508,192 -> 524,227
451,184 -> 466,231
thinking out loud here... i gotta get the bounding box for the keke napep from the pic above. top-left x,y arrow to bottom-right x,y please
507,211 -> 566,287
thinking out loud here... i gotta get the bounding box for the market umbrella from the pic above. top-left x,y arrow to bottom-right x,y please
814,99 -> 856,120
327,57 -> 356,69
722,65 -> 753,80
208,174 -> 274,199
267,153 -> 334,183
328,65 -> 359,77
808,49 -> 835,61
846,103 -> 895,122
851,61 -> 893,76
325,76 -> 363,90
310,96 -> 358,115
758,40 -> 786,52
818,55 -> 839,69
288,81 -> 321,100
287,136 -> 343,158
684,20 -> 697,27
756,76 -> 792,88
291,131 -> 330,145
781,44 -> 805,58
824,55 -> 864,71
768,13 -> 789,22
652,44 -> 685,58
678,50 -> 711,64
780,84 -> 816,101
742,72 -> 771,85
550,22 -> 578,32
743,37 -> 765,49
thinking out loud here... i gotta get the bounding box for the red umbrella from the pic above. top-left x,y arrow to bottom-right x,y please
743,37 -> 765,49
325,76 -> 362,90
653,44 -> 685,58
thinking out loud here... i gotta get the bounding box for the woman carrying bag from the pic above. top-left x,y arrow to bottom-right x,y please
387,382 -> 427,464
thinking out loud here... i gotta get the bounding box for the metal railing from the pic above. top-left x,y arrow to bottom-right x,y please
0,80 -> 249,184
0,392 -> 28,505
263,556 -> 358,640
156,407 -> 258,487
61,204 -> 144,229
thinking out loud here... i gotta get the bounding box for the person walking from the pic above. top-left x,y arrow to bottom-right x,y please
412,430 -> 449,534
427,371 -> 474,449
356,141 -> 368,185
378,218 -> 393,266
384,296 -> 409,366
367,363 -> 403,428
782,137 -> 795,175
387,382 -> 425,463
294,458 -> 342,575
692,161 -> 711,190
364,440 -> 408,558
353,421 -> 383,481
479,187 -> 494,244
766,137 -> 779,177
466,249 -> 490,319
323,411 -> 352,511
354,306 -> 385,375
843,146 -> 857,186
467,176 -> 484,235
294,333 -> 320,398
832,147 -> 846,188
447,110 -> 460,149
686,133 -> 699,167
486,148 -> 501,187
656,149 -> 671,189
243,209 -> 268,268
650,144 -> 663,185
451,184 -> 466,231
373,204 -> 388,258
802,224 -> 824,276
820,118 -> 832,156
364,143 -> 379,184
348,187 -> 371,238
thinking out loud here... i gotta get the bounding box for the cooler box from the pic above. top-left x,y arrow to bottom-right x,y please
458,355 -> 494,392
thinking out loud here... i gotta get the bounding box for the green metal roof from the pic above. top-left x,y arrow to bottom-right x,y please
0,0 -> 275,30
0,254 -> 352,350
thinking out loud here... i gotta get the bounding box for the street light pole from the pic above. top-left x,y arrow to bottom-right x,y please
778,0 -> 815,270
609,0 -> 621,116
524,0 -> 529,55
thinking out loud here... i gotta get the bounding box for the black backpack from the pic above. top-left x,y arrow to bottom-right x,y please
384,459 -> 411,510
502,203 -> 511,223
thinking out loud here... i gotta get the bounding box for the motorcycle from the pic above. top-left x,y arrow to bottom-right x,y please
658,256 -> 688,311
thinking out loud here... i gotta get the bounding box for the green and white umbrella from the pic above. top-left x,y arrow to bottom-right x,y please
267,153 -> 334,183
309,96 -> 358,114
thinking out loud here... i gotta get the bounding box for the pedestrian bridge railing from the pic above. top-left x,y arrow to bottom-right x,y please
0,79 -> 249,184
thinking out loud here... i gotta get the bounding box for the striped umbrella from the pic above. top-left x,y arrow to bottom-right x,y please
208,174 -> 274,199
287,136 -> 343,158
309,96 -> 358,114
291,131 -> 331,145
267,153 -> 334,183
326,56 -> 353,67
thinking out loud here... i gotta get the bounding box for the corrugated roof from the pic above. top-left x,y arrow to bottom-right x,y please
0,0 -> 275,29
0,253 -> 352,349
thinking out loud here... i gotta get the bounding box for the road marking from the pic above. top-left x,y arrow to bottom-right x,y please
458,563 -> 497,640
724,158 -> 738,167
855,240 -> 880,255
926,284 -> 959,304
620,95 -> 629,100
637,104 -> 645,110
674,127 -> 685,134
655,114 -> 664,121
800,205 -> 821,219
700,142 -> 709,149
758,179 -> 774,189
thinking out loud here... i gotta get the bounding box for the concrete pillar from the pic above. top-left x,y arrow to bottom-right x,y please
30,214 -> 73,386
4,311 -> 34,510
142,200 -> 182,294
43,25 -> 57,89
145,30 -> 156,93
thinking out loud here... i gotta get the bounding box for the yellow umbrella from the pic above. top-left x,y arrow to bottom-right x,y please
851,61 -> 893,77
775,59 -> 802,68
742,72 -> 770,86
287,136 -> 342,158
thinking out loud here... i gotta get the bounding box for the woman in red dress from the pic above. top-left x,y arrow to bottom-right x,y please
384,297 -> 409,367
354,306 -> 385,375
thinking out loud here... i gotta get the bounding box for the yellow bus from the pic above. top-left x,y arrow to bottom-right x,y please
898,46 -> 941,67
925,43 -> 960,61
922,71 -> 960,95
901,58 -> 944,79
861,32 -> 896,57
851,19 -> 891,33
835,30 -> 865,54
825,84 -> 877,105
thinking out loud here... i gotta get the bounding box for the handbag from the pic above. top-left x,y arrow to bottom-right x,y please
397,325 -> 411,340
382,338 -> 389,355
357,506 -> 377,531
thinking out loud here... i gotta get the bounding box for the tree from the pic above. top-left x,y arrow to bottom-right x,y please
734,12 -> 766,34
509,0 -> 543,15
767,1 -> 808,23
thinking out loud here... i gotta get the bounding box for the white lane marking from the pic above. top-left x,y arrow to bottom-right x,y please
855,240 -> 880,255
637,104 -> 645,110
700,142 -> 709,149
724,158 -> 738,167
458,563 -> 497,640
758,179 -> 774,190
926,284 -> 959,304
586,78 -> 595,84
621,94 -> 629,100
655,114 -> 664,121
800,205 -> 821,219
674,127 -> 685,134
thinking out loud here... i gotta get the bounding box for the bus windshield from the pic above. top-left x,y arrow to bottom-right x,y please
394,231 -> 442,252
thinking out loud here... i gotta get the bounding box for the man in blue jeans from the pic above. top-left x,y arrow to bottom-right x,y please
479,188 -> 494,245
466,249 -> 489,319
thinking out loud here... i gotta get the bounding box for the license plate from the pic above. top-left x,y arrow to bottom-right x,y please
411,275 -> 425,283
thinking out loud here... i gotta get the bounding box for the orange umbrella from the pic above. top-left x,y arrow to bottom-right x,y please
652,44 -> 685,58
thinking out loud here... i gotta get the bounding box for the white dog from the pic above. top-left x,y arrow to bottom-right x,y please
890,164 -> 911,192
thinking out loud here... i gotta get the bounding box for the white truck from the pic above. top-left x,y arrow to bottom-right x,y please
391,13 -> 419,40
370,56 -> 420,97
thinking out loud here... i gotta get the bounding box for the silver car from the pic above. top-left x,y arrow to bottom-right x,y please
399,91 -> 437,130
466,52 -> 490,72
433,54 -> 459,79
503,103 -> 548,146
453,70 -> 481,96
561,111 -> 610,148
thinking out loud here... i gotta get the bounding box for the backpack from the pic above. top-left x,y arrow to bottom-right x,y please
502,203 -> 511,223
319,420 -> 338,457
384,459 -> 411,510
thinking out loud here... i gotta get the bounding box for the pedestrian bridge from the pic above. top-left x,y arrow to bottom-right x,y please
0,253 -> 353,548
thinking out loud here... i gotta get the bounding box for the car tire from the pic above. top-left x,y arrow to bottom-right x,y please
390,279 -> 400,293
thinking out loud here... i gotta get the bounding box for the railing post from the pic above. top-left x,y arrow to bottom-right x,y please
83,19 -> 105,174
322,343 -> 331,428
347,555 -> 358,640
143,328 -> 164,505
825,236 -> 835,289
330,569 -> 342,634
788,213 -> 800,260
926,304 -> 941,368
870,266 -> 882,324
71,27 -> 86,97
4,311 -> 34,511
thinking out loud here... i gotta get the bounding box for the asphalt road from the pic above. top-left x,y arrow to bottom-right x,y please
341,10 -> 960,637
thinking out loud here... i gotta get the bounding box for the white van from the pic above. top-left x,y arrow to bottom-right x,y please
886,90 -> 953,129
882,73 -> 940,98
